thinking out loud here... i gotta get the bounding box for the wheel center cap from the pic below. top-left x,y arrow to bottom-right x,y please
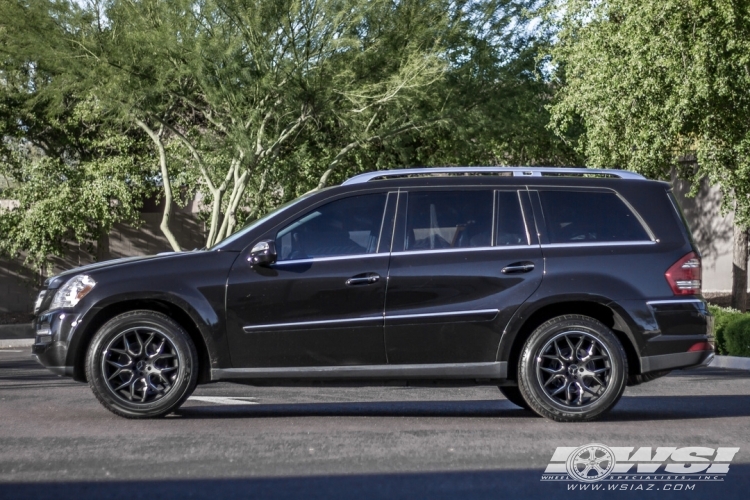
568,364 -> 579,375
136,360 -> 147,371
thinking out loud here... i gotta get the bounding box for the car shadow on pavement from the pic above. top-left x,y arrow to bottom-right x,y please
3,464 -> 749,500
175,394 -> 750,421
602,394 -> 750,421
178,399 -> 534,419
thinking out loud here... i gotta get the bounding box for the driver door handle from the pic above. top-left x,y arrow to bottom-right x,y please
346,273 -> 381,286
502,261 -> 535,274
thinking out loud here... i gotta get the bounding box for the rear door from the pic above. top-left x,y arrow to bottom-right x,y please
383,188 -> 544,364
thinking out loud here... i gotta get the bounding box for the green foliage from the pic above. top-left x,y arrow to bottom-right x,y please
2,0 -> 578,263
724,316 -> 750,358
550,0 -> 750,225
708,305 -> 745,355
0,101 -> 153,271
0,0 -> 156,269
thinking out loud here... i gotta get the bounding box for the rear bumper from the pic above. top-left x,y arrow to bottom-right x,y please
617,298 -> 714,374
640,349 -> 714,372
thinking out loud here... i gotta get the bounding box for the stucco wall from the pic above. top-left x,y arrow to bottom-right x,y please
672,178 -> 736,292
0,211 -> 206,313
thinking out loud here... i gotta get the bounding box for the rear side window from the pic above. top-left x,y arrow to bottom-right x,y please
404,191 -> 493,250
496,191 -> 528,246
539,190 -> 650,243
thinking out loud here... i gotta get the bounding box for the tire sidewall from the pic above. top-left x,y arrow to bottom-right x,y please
86,311 -> 197,418
518,316 -> 627,421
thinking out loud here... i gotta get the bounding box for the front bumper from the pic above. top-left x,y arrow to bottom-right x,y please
32,309 -> 79,378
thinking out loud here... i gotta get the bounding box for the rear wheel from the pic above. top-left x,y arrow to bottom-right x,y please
498,386 -> 530,410
85,310 -> 198,418
518,315 -> 627,422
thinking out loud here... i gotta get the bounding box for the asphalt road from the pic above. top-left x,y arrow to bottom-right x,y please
1,349 -> 749,500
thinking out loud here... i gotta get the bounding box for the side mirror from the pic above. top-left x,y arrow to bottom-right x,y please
248,240 -> 277,266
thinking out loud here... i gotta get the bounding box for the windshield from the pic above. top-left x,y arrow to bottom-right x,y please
210,191 -> 318,250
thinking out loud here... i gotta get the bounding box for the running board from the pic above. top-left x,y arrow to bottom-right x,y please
211,362 -> 507,381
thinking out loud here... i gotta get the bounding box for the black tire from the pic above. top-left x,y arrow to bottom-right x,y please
498,386 -> 530,410
85,310 -> 198,418
518,315 -> 627,422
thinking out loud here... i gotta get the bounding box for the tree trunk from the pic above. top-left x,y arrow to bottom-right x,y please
134,118 -> 181,252
96,225 -> 110,262
731,222 -> 748,312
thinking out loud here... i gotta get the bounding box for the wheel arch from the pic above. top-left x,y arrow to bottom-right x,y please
499,299 -> 640,382
69,299 -> 214,384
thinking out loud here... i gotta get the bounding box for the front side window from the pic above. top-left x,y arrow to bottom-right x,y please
276,193 -> 387,261
539,190 -> 650,243
403,191 -> 494,251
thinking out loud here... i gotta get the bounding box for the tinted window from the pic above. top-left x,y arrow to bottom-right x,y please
539,190 -> 650,243
496,191 -> 527,245
404,191 -> 493,251
276,193 -> 387,260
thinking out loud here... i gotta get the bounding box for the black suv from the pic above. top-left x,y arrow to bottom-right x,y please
32,167 -> 713,421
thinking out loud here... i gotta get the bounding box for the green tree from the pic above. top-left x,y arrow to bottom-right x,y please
550,0 -> 750,309
0,1 -> 153,271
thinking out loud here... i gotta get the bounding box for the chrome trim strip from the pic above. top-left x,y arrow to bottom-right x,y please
243,308 -> 499,331
243,316 -> 382,332
211,361 -> 507,381
386,309 -> 498,321
647,299 -> 704,305
342,167 -> 646,185
392,245 -> 531,257
541,241 -> 656,249
517,190 -> 531,245
273,253 -> 385,266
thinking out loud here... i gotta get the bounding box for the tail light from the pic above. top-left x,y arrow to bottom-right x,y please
665,252 -> 701,295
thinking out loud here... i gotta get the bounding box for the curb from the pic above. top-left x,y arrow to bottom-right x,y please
709,355 -> 750,371
0,339 -> 33,349
0,323 -> 34,339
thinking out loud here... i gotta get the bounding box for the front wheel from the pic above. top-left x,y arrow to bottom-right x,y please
518,315 -> 627,422
85,310 -> 198,418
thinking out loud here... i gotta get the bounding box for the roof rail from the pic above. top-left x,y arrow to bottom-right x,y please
341,167 -> 646,185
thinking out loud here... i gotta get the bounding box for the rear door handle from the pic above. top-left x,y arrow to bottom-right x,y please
502,261 -> 535,274
346,273 -> 381,286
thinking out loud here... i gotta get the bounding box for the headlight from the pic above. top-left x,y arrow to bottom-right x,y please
33,291 -> 46,314
50,275 -> 97,310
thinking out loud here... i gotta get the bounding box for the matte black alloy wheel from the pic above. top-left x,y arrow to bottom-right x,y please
518,315 -> 627,422
102,327 -> 180,404
86,310 -> 198,419
535,331 -> 612,408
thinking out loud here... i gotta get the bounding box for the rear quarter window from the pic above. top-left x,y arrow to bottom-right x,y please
538,190 -> 650,243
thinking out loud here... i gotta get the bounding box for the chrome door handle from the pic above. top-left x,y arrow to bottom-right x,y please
502,262 -> 535,274
346,273 -> 381,286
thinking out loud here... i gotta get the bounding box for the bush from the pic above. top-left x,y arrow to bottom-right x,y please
724,316 -> 750,358
708,305 -> 745,355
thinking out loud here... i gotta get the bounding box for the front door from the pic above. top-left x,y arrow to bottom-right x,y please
225,192 -> 395,368
384,189 -> 544,364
